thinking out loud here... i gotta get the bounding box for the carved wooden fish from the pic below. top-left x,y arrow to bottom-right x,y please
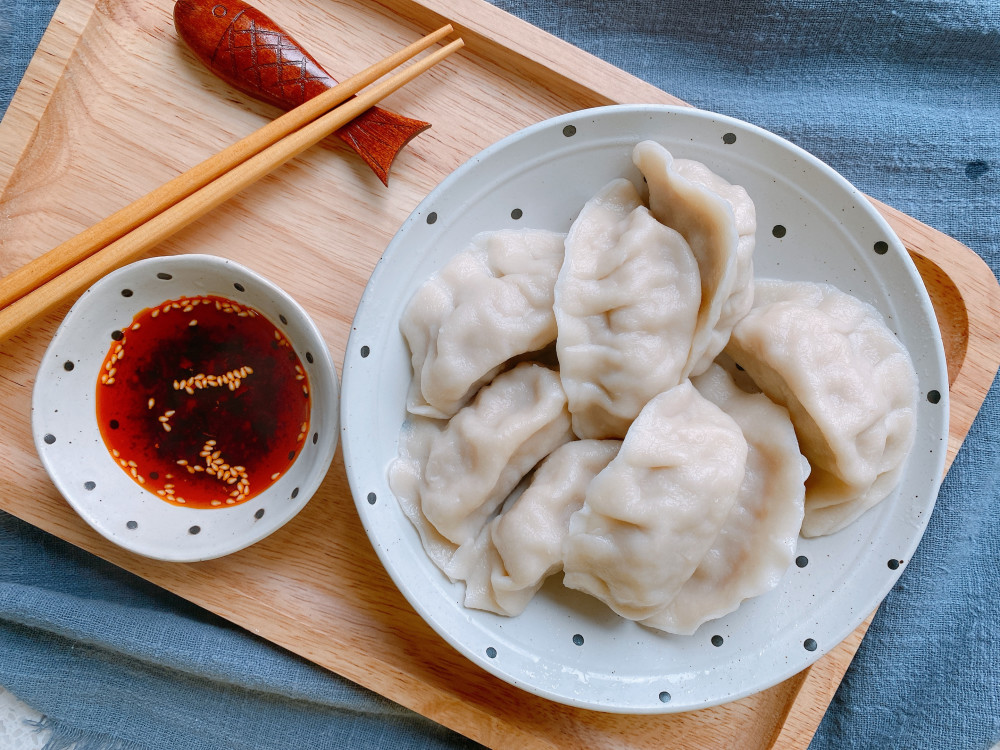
173,0 -> 431,185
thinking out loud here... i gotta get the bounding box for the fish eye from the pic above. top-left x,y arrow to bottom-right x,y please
212,4 -> 227,16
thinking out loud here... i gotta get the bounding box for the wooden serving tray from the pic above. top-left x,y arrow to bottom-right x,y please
2,0 -> 998,747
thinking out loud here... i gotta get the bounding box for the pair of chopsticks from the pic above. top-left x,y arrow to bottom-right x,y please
0,25 -> 462,342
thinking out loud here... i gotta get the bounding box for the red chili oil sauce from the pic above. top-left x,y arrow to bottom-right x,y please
96,295 -> 310,509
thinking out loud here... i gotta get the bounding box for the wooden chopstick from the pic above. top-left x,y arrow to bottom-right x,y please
0,28 -> 462,341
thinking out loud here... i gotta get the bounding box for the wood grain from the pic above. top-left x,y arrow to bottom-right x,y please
1,0 -> 998,748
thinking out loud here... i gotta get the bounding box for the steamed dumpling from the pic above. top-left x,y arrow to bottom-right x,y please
633,140 -> 756,377
724,279 -> 918,537
554,178 -> 701,439
388,363 -> 573,558
401,229 -> 566,418
562,381 -> 748,620
454,439 -> 621,616
641,364 -> 808,635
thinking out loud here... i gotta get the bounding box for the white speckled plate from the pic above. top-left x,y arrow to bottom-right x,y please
340,105 -> 949,712
33,255 -> 340,562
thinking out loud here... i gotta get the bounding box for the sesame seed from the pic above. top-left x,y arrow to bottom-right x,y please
165,410 -> 175,417
271,472 -> 280,481
130,467 -> 138,478
211,500 -> 221,507
162,423 -> 171,432
107,377 -> 115,384
176,459 -> 188,466
127,460 -> 137,467
189,319 -> 197,327
148,398 -> 155,409
151,309 -> 160,318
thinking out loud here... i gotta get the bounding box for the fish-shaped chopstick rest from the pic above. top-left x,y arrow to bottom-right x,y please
173,0 -> 431,185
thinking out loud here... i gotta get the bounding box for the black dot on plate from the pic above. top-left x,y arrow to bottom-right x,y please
874,241 -> 889,255
426,212 -> 438,225
111,330 -> 124,341
966,160 -> 989,180
804,638 -> 818,652
367,492 -> 377,505
121,289 -> 133,298
63,361 -> 75,372
796,555 -> 809,568
149,471 -> 159,480
312,432 -> 318,445
254,508 -> 265,520
711,635 -> 724,647
772,224 -> 787,238
305,352 -> 314,364
84,481 -> 96,491
888,559 -> 901,570
233,282 -> 245,292
562,124 -> 577,137
279,314 -> 288,325
291,487 -> 299,499
927,390 -> 941,404
109,420 -> 119,430
189,526 -> 201,535
658,691 -> 671,704
511,208 -> 523,220
156,272 -> 172,280
126,520 -> 138,530
722,132 -> 737,145
572,634 -> 584,646
43,434 -> 56,444
486,647 -> 497,659
360,345 -> 370,358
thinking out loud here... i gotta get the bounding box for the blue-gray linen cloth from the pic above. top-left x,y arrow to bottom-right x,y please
1,0 -> 998,748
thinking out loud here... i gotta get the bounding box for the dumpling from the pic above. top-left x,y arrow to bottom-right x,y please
388,363 -> 573,555
641,364 -> 808,635
723,279 -> 919,537
553,178 -> 701,439
633,140 -> 756,377
562,381 -> 748,620
454,439 -> 621,616
400,229 -> 566,418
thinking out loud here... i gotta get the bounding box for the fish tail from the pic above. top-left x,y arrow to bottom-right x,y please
337,106 -> 430,186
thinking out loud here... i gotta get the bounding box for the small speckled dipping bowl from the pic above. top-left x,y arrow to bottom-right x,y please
341,105 -> 950,713
33,255 -> 339,562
